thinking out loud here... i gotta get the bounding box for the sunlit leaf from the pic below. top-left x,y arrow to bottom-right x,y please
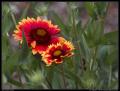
2,74 -> 7,84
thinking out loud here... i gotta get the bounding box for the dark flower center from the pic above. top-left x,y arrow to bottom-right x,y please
36,29 -> 47,37
53,50 -> 62,57
52,49 -> 64,60
31,28 -> 51,44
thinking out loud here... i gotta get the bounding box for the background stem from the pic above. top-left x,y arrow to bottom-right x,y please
61,64 -> 66,88
108,65 -> 112,88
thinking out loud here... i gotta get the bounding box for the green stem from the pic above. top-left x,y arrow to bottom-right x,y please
61,65 -> 66,88
72,9 -> 80,89
82,18 -> 92,34
46,77 -> 52,89
10,11 -> 17,25
18,71 -> 22,84
68,3 -> 87,88
8,3 -> 17,26
68,3 -> 82,88
19,3 -> 30,20
90,46 -> 98,71
72,8 -> 83,68
108,65 -> 112,88
7,77 -> 24,87
105,2 -> 110,19
17,67 -> 23,88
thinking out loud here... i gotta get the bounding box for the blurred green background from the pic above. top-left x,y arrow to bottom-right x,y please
2,2 -> 118,90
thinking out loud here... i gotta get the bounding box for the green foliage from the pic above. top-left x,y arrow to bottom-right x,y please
2,74 -> 7,84
2,2 -> 118,90
26,70 -> 48,89
81,70 -> 98,89
84,2 -> 97,19
84,2 -> 108,19
2,2 -> 13,35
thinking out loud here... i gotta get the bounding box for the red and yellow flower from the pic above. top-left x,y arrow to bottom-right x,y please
13,17 -> 61,54
31,37 -> 66,54
41,40 -> 75,66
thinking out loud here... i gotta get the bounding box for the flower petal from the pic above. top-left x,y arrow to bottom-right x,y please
54,58 -> 63,64
32,49 -> 37,55
31,41 -> 36,48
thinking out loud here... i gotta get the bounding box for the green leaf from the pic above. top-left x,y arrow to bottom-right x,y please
8,3 -> 17,26
45,67 -> 54,87
27,70 -> 44,83
52,71 -> 62,89
76,19 -> 82,35
64,68 -> 84,88
105,45 -> 118,66
84,19 -> 104,47
83,18 -> 95,47
19,3 -> 30,20
27,53 -> 41,71
84,2 -> 97,19
96,45 -> 108,62
26,69 -> 48,89
2,35 -> 9,61
19,53 -> 41,78
64,57 -> 74,71
2,74 -> 7,84
81,70 -> 98,89
48,11 -> 69,39
7,77 -> 23,87
2,52 -> 19,75
55,65 -> 84,88
34,3 -> 48,16
109,78 -> 118,89
100,31 -> 118,45
18,30 -> 30,64
79,35 -> 91,62
95,2 -> 108,17
2,2 -> 13,34
93,20 -> 104,45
